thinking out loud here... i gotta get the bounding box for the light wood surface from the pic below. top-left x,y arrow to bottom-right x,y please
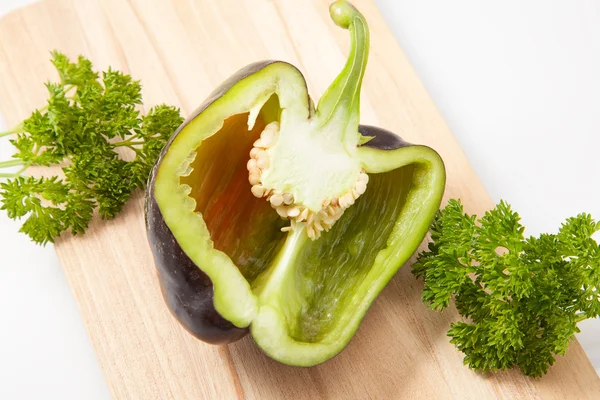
0,0 -> 599,398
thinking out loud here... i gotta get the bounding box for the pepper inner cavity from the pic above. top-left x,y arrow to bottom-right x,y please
291,165 -> 415,342
180,113 -> 286,283
247,121 -> 369,240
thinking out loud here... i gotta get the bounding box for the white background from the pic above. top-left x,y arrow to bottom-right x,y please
0,0 -> 599,398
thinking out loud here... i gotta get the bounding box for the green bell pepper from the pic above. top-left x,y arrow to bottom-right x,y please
146,0 -> 445,366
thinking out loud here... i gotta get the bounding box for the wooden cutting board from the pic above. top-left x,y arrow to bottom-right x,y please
0,0 -> 598,398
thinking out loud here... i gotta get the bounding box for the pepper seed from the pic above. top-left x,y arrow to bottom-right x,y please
251,185 -> 266,198
287,207 -> 300,217
283,193 -> 294,205
270,194 -> 284,207
276,206 -> 289,218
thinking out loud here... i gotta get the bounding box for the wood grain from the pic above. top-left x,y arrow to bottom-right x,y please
0,0 -> 598,398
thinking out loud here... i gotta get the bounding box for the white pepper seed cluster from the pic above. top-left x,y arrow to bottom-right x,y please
247,121 -> 369,240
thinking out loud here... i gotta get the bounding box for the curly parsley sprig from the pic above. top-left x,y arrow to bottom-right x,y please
0,51 -> 183,245
414,199 -> 600,377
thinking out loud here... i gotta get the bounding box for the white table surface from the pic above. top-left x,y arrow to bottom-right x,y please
0,0 -> 599,398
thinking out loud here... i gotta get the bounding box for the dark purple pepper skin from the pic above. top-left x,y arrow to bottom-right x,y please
359,125 -> 411,150
145,62 -> 411,345
146,192 -> 248,344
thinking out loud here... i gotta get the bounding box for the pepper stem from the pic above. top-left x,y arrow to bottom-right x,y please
316,1 -> 369,135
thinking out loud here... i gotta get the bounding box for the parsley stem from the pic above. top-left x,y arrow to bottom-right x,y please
13,164 -> 30,177
0,159 -> 23,168
575,313 -> 588,323
114,140 -> 145,147
0,85 -> 75,139
0,122 -> 24,137
0,160 -> 29,178
0,162 -> 32,178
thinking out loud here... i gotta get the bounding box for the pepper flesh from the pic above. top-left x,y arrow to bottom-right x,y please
146,0 -> 445,365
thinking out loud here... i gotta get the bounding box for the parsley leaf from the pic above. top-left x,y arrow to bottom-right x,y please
414,199 -> 600,377
0,51 -> 183,244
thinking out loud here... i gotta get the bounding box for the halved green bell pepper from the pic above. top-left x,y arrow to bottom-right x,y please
145,0 -> 445,366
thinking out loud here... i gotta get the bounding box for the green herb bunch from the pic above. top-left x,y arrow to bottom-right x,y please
414,199 -> 600,377
0,51 -> 183,244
